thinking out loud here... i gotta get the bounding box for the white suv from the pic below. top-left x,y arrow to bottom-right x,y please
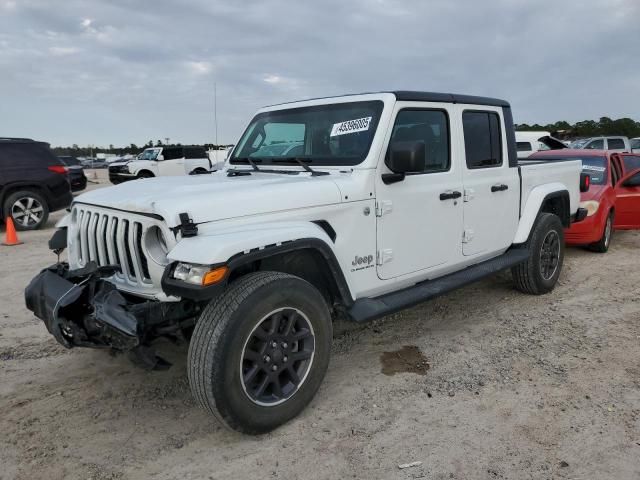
108,146 -> 211,183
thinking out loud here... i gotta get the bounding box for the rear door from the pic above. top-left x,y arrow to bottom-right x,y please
460,108 -> 519,257
375,102 -> 463,280
157,147 -> 186,175
613,169 -> 640,229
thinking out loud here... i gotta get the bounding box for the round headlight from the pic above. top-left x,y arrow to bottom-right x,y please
145,226 -> 170,265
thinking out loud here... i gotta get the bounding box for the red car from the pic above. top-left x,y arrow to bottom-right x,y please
529,150 -> 640,252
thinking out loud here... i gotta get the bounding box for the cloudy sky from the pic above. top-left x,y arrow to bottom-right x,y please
0,0 -> 638,147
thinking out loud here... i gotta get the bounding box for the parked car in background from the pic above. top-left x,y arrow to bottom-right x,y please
528,149 -> 640,252
0,138 -> 73,230
108,145 -> 211,184
576,136 -> 631,152
57,155 -> 87,192
515,131 -> 567,158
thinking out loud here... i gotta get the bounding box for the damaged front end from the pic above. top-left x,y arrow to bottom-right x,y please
25,261 -> 200,369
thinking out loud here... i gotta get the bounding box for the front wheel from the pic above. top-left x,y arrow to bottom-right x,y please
589,211 -> 613,253
512,213 -> 565,295
188,272 -> 332,434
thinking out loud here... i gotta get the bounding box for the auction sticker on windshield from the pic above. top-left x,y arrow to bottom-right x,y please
330,117 -> 372,137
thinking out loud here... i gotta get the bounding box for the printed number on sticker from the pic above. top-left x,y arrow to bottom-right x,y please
330,117 -> 372,137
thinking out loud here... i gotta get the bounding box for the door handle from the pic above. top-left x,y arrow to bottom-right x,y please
439,190 -> 462,201
491,184 -> 508,192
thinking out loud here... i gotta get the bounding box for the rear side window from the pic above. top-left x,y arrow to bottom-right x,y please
607,138 -> 625,150
463,111 -> 502,168
388,109 -> 450,172
184,147 -> 207,159
0,142 -> 60,167
162,147 -> 183,160
516,142 -> 532,152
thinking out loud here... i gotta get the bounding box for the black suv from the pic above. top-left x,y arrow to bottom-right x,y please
0,138 -> 73,230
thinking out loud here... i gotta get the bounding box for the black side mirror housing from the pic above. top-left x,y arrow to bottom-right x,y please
383,141 -> 426,184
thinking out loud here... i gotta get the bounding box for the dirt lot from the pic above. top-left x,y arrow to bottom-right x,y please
1,170 -> 639,480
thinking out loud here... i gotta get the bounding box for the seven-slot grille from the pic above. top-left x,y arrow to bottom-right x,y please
74,206 -> 152,286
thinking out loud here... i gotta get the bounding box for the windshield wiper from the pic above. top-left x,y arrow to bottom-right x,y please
232,157 -> 262,171
272,158 -> 330,176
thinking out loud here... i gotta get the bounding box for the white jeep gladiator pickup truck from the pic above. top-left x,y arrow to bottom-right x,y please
26,91 -> 589,434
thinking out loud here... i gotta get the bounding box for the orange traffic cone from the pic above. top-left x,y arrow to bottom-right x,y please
2,217 -> 23,246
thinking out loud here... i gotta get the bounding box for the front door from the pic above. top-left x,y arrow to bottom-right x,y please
157,147 -> 186,176
614,169 -> 640,229
460,109 -> 519,257
376,104 -> 463,280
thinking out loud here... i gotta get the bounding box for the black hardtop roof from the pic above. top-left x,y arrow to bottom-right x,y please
266,91 -> 510,108
0,137 -> 36,143
392,91 -> 510,107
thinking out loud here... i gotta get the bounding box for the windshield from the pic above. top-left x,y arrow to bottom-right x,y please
231,101 -> 384,166
139,148 -> 160,160
542,155 -> 608,184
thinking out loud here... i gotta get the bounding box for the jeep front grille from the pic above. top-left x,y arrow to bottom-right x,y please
74,206 -> 153,286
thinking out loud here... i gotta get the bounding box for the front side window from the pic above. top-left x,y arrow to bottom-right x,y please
463,111 -> 503,168
631,139 -> 640,149
622,154 -> 640,172
516,141 -> 532,152
232,101 -> 384,166
139,148 -> 160,160
585,139 -> 604,150
387,109 -> 450,172
607,138 -> 625,150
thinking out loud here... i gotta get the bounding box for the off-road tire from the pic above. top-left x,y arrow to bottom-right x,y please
589,211 -> 613,253
3,190 -> 50,231
188,271 -> 332,434
512,213 -> 564,295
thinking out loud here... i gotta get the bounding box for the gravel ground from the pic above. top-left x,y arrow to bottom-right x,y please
1,170 -> 639,479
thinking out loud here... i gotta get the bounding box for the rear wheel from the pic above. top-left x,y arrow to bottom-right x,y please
3,190 -> 49,231
188,272 -> 332,434
589,211 -> 613,253
512,213 -> 564,295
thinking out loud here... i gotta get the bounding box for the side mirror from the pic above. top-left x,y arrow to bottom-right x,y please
157,154 -> 164,161
386,140 -> 426,172
580,173 -> 590,192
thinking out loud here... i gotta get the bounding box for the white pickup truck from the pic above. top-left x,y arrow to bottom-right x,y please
26,91 -> 588,434
108,145 -> 211,183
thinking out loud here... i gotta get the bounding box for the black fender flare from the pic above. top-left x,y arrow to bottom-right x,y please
161,238 -> 354,306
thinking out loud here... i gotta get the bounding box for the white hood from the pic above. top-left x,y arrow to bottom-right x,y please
75,170 -> 344,227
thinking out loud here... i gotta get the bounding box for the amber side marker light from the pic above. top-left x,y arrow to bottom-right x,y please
202,266 -> 229,286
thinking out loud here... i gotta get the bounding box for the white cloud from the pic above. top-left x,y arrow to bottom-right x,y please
1,0 -> 16,11
263,74 -> 282,85
49,46 -> 80,56
186,60 -> 213,75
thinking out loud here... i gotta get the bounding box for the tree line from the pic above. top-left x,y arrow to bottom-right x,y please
51,139 -> 232,157
516,117 -> 640,138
